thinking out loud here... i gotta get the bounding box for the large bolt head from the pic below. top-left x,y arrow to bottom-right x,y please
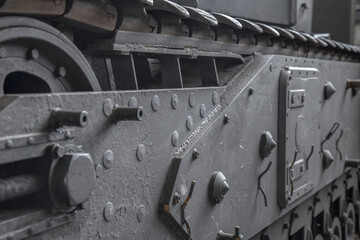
63,153 -> 95,206
209,171 -> 230,204
259,131 -> 277,159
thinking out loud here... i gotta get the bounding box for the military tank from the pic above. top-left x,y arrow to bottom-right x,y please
0,0 -> 359,239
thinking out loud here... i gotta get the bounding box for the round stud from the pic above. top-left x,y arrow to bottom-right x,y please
128,97 -> 138,107
137,205 -> 146,222
6,139 -> 13,148
136,144 -> 146,161
95,164 -> 103,178
151,95 -> 160,112
104,202 -> 115,222
102,150 -> 114,169
27,48 -> 39,60
212,92 -> 220,105
55,66 -> 67,78
189,93 -> 196,108
171,94 -> 179,109
172,131 -> 179,147
103,98 -> 113,117
200,104 -> 207,118
208,171 -> 230,203
249,87 -> 255,95
53,144 -> 65,159
186,116 -> 193,130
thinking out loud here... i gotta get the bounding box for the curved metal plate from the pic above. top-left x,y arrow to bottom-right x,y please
184,7 -> 218,26
271,26 -> 295,40
301,32 -> 318,44
211,12 -> 242,29
317,37 -> 336,48
235,18 -> 263,33
287,29 -> 307,42
256,23 -> 280,37
147,0 -> 190,18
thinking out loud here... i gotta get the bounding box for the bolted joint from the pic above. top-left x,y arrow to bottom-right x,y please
50,153 -> 96,210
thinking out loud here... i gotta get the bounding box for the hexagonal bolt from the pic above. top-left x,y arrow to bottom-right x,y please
249,87 -> 255,95
192,148 -> 200,160
51,109 -> 88,128
51,153 -> 96,207
223,114 -> 230,124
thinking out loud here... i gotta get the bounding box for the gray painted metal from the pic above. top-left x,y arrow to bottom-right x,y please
0,54 -> 359,239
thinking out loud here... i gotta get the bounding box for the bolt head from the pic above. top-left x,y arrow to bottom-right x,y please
61,153 -> 96,206
55,66 -> 67,77
136,144 -> 146,161
200,104 -> 207,118
171,94 -> 179,109
171,131 -> 179,147
104,202 -> 115,222
186,116 -> 193,130
27,48 -> 39,60
53,144 -> 65,159
103,150 -> 114,169
249,87 -> 255,95
192,148 -> 200,160
151,95 -> 160,112
209,171 -> 230,203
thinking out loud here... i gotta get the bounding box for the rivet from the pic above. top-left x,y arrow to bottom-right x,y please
27,48 -> 39,60
102,150 -> 114,169
186,116 -> 193,130
249,87 -> 255,95
200,104 -> 206,118
104,202 -> 115,222
173,192 -> 180,205
55,66 -> 66,78
192,148 -> 200,160
137,205 -> 146,222
212,92 -> 219,105
28,137 -> 35,145
6,139 -> 13,148
136,144 -> 146,161
53,144 -> 65,159
128,97 -> 138,107
223,114 -> 230,124
65,130 -> 73,139
171,131 -> 179,146
103,98 -> 113,117
95,164 -> 103,178
189,93 -> 196,108
151,95 -> 160,112
171,94 -> 179,109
